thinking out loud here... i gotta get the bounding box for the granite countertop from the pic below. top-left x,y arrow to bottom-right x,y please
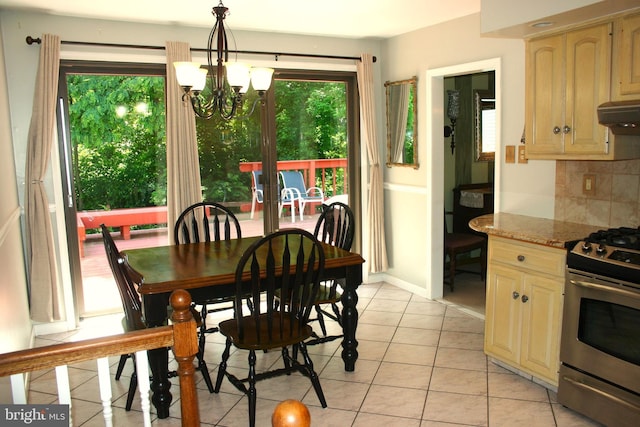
469,213 -> 603,248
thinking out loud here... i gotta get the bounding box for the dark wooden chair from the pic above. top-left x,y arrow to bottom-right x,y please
173,201 -> 242,371
307,201 -> 354,344
213,229 -> 327,427
101,224 -> 214,408
443,213 -> 487,292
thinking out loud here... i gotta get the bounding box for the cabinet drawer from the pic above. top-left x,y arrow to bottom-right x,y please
490,237 -> 565,277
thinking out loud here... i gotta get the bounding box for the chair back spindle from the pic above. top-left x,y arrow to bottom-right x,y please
174,201 -> 241,245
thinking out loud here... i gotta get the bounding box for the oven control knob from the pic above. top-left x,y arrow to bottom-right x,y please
581,242 -> 592,253
596,244 -> 607,256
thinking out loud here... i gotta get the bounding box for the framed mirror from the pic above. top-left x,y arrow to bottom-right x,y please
474,89 -> 496,161
385,76 -> 418,168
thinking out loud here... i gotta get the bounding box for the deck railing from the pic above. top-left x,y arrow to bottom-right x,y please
0,290 -> 200,427
239,158 -> 348,198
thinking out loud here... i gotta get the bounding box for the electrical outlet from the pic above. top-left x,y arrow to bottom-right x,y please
518,145 -> 528,163
583,174 -> 596,195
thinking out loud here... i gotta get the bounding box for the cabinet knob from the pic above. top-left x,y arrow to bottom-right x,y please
517,255 -> 525,262
512,291 -> 520,300
563,125 -> 571,134
521,295 -> 529,303
553,126 -> 561,134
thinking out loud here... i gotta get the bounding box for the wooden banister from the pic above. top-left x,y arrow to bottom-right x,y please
0,289 -> 200,427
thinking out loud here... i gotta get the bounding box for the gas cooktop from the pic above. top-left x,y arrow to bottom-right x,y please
567,226 -> 640,285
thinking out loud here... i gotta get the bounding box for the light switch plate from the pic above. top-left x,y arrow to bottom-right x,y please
505,145 -> 515,163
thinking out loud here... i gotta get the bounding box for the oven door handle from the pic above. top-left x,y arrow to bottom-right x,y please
562,375 -> 640,412
571,279 -> 640,301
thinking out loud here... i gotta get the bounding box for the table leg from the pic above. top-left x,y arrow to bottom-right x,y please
341,266 -> 361,371
143,295 -> 172,418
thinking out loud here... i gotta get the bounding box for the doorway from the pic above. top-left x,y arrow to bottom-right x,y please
424,58 -> 502,311
442,71 -> 496,315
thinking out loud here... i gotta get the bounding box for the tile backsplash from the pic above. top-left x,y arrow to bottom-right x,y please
555,159 -> 640,227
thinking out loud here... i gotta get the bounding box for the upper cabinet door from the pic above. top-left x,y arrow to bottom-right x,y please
526,35 -> 565,156
564,23 -> 612,155
614,12 -> 640,100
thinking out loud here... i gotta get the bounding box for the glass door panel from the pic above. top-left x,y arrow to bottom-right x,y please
58,64 -> 167,317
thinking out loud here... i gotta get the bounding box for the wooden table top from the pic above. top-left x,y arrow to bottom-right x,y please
123,235 -> 365,295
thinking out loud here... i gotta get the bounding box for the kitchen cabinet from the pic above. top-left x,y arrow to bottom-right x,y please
612,12 -> 640,100
525,22 -> 612,159
484,236 -> 565,386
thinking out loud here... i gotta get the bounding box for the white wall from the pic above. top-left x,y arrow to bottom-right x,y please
379,13 -> 556,297
0,20 -> 33,400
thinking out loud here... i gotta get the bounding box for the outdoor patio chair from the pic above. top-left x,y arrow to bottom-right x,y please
279,171 -> 324,223
250,170 -> 264,219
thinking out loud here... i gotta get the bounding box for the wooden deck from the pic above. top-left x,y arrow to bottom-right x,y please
79,212 -> 321,316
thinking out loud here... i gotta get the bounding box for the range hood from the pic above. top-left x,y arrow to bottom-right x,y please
597,100 -> 640,135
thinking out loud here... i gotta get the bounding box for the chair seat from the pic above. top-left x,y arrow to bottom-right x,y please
219,313 -> 314,351
315,283 -> 342,304
444,233 -> 485,252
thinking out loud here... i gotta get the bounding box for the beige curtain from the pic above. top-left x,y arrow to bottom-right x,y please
357,54 -> 388,273
25,34 -> 62,322
389,84 -> 409,163
165,42 -> 203,236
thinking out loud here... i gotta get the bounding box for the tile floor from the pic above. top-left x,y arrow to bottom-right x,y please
26,281 -> 603,426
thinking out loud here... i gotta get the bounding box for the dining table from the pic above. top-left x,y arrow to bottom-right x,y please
122,235 -> 365,419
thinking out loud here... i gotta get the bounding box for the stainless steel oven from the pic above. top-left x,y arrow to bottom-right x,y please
559,228 -> 640,427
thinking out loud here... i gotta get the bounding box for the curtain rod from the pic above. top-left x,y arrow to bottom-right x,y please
25,36 -> 376,63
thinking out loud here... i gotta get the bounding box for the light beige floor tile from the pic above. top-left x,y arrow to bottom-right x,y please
488,397 -> 555,426
28,367 -> 97,395
192,389 -> 243,425
354,339 -> 390,361
429,366 -> 487,396
420,420 -> 476,427
360,384 -> 427,419
365,298 -> 409,313
81,405 -> 152,427
383,342 -> 437,366
392,327 -> 441,346
405,300 -> 447,316
488,371 -> 549,402
434,347 -> 487,371
423,391 -> 487,426
438,330 -> 484,351
217,396 -> 283,427
353,411 -> 422,426
359,309 -> 403,326
355,323 -> 397,342
27,390 -> 58,405
306,406 -> 358,426
442,314 -> 485,334
399,313 -> 445,330
376,287 -> 414,301
251,372 -> 316,403
302,378 -> 369,411
356,296 -> 372,312
372,362 -> 433,390
319,356 -> 380,384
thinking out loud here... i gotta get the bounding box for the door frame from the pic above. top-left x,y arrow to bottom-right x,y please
425,58 -> 502,300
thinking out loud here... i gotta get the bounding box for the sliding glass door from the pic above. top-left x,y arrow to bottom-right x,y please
57,62 -> 360,318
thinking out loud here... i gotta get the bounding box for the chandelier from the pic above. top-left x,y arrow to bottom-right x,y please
174,1 -> 274,120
